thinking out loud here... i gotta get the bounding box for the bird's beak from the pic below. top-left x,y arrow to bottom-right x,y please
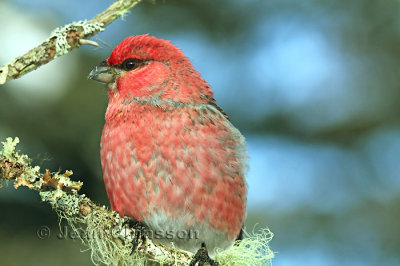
88,61 -> 116,84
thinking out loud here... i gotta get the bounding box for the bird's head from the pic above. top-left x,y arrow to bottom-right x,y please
88,35 -> 213,103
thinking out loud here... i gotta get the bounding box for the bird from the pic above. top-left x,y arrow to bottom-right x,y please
88,34 -> 247,263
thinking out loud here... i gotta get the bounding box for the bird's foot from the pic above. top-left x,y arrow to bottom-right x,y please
235,228 -> 244,241
189,243 -> 218,266
233,227 -> 244,247
122,218 -> 147,254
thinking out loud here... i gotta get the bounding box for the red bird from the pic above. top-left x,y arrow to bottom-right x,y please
89,35 -> 247,259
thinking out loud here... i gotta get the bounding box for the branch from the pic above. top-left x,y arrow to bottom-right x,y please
0,137 -> 274,265
0,0 -> 142,85
0,137 -> 195,265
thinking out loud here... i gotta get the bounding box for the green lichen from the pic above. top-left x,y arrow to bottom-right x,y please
1,137 -> 32,164
1,137 -> 20,159
50,20 -> 104,58
215,228 -> 275,265
73,20 -> 104,35
64,206 -> 147,266
0,65 -> 9,85
40,190 -> 80,215
114,0 -> 138,20
0,137 -> 43,188
55,192 -> 80,215
20,165 -> 42,187
57,170 -> 83,188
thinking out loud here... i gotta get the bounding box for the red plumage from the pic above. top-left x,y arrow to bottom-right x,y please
96,35 -> 247,256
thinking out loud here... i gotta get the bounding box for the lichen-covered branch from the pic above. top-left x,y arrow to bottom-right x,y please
0,137 -> 194,265
0,0 -> 142,85
0,137 -> 274,265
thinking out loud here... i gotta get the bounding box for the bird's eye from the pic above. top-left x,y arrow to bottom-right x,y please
122,59 -> 139,71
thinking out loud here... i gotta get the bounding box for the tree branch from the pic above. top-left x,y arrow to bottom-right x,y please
0,137 -> 194,265
0,0 -> 142,85
0,137 -> 274,265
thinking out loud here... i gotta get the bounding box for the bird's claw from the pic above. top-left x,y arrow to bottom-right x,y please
189,243 -> 218,266
122,218 -> 147,254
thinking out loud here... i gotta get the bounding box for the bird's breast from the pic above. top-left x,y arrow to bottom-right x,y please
100,103 -> 247,239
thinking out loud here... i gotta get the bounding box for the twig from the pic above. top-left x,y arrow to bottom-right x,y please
0,0 -> 142,85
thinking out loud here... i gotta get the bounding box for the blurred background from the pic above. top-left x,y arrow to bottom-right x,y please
1,0 -> 400,265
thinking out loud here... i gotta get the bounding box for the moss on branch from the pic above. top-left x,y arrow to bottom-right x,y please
0,137 -> 193,265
